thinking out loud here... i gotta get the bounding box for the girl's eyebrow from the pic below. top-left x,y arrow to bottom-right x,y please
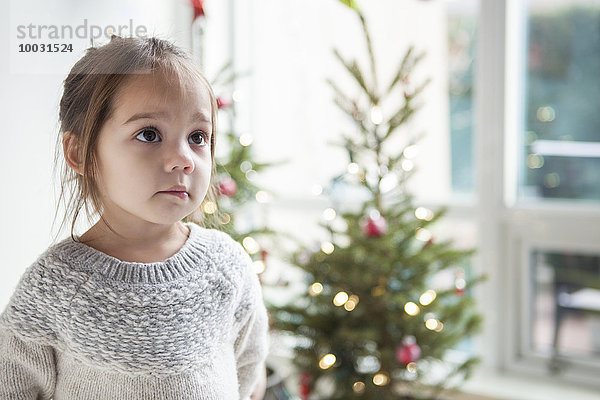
123,111 -> 169,125
123,111 -> 211,125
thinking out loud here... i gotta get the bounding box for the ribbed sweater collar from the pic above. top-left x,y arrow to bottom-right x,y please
55,222 -> 215,285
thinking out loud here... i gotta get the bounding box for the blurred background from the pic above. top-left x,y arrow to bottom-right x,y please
1,0 -> 599,399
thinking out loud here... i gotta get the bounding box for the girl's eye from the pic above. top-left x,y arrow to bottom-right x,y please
189,131 -> 208,146
135,128 -> 160,143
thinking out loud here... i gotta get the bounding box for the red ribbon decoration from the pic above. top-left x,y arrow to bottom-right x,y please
190,0 -> 205,21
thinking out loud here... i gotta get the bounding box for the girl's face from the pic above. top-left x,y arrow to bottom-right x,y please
94,71 -> 213,229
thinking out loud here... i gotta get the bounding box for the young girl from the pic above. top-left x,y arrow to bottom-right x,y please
0,36 -> 268,399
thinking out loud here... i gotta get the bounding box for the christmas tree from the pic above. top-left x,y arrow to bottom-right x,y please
202,61 -> 275,244
269,2 -> 484,399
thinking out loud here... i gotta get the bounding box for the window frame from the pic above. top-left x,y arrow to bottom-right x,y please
475,0 -> 600,388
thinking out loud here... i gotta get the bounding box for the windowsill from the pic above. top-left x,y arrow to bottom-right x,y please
268,336 -> 600,399
459,368 -> 600,400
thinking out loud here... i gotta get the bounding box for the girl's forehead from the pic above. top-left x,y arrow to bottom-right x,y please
112,71 -> 212,118
121,70 -> 206,98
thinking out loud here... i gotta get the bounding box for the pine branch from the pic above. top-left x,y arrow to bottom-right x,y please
331,97 -> 370,136
386,133 -> 425,172
358,12 -> 379,95
327,77 -> 351,103
210,61 -> 251,87
333,49 -> 378,104
210,60 -> 233,86
385,47 -> 426,96
384,102 -> 413,139
332,133 -> 365,158
328,79 -> 355,115
386,46 -> 414,95
409,77 -> 432,101
327,79 -> 371,136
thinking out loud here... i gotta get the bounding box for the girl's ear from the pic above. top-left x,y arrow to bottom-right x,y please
63,131 -> 83,175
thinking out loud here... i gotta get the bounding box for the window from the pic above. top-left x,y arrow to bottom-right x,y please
499,0 -> 600,387
531,250 -> 600,371
521,1 -> 600,201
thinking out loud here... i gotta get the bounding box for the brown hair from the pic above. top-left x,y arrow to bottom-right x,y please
53,35 -> 218,242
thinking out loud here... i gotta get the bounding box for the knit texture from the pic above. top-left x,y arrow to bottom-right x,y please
0,222 -> 268,400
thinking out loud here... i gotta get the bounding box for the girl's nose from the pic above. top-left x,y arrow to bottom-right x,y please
164,142 -> 195,173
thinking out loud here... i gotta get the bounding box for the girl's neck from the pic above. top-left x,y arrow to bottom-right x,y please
78,220 -> 191,263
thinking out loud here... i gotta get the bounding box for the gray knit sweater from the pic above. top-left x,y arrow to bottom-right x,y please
0,222 -> 269,400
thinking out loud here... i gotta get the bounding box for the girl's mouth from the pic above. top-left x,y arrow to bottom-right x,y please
160,191 -> 189,199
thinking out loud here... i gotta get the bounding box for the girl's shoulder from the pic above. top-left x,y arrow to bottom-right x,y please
0,238 -> 84,345
186,224 -> 257,289
8,236 -> 90,292
188,223 -> 250,264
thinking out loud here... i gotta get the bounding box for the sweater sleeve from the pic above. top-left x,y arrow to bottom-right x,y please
0,327 -> 56,400
231,249 -> 269,400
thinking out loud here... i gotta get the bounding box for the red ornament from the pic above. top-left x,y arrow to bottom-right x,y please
218,177 -> 237,197
396,336 -> 421,364
362,214 -> 388,237
300,372 -> 313,400
216,96 -> 232,110
190,0 -> 205,21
